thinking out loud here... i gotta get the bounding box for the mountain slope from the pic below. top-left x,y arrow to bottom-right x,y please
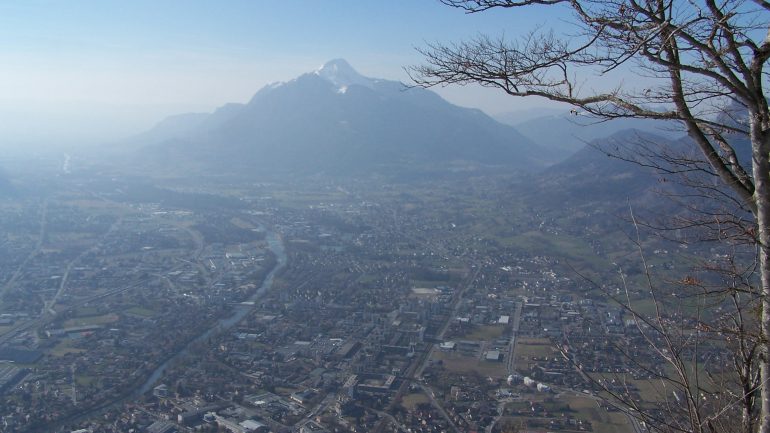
527,129 -> 687,209
132,59 -> 549,177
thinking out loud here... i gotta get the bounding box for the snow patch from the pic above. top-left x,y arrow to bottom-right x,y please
315,59 -> 373,90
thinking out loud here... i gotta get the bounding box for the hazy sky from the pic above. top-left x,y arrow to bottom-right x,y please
0,1 -> 570,148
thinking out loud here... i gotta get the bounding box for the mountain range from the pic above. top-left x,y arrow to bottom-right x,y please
129,59 -> 552,177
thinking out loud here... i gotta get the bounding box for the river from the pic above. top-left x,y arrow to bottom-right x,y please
47,227 -> 286,431
135,228 -> 286,396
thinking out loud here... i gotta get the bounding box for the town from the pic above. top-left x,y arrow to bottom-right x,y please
0,169 -> 724,433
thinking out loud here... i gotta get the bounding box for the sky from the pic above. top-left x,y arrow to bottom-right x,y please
0,0 -> 571,149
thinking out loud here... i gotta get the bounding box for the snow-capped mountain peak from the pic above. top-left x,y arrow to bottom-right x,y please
315,58 -> 372,90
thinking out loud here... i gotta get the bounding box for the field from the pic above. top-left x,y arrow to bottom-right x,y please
401,392 -> 430,410
562,394 -> 633,433
51,339 -> 87,357
124,306 -> 158,317
458,324 -> 505,341
588,364 -> 714,405
500,393 -> 633,433
76,374 -> 97,387
497,230 -> 610,270
62,313 -> 119,328
431,349 -> 508,379
514,337 -> 556,371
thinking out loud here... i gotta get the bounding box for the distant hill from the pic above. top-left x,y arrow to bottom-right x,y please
526,129 -> 692,210
493,107 -> 564,125
130,59 -> 550,178
515,126 -> 755,254
497,112 -> 684,161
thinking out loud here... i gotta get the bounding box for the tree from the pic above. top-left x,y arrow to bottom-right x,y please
411,1 -> 770,432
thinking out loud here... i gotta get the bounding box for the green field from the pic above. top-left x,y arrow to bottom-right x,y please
63,313 -> 119,328
76,374 -> 97,387
124,306 -> 158,317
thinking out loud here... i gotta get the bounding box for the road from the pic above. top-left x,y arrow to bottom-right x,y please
1,200 -> 216,346
486,301 -> 524,433
418,382 -> 460,433
0,276 -> 152,346
384,263 -> 482,433
0,199 -> 48,305
44,226 -> 286,431
368,406 -> 411,433
45,217 -> 124,315
1,208 -> 208,346
416,263 -> 483,379
506,301 -> 523,374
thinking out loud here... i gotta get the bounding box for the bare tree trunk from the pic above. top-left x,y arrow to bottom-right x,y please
758,207 -> 769,433
753,115 -> 770,433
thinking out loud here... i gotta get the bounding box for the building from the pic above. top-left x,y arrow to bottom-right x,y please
484,350 -> 502,362
299,420 -> 329,433
239,419 -> 268,432
439,341 -> 456,351
153,384 -> 169,398
147,420 -> 178,433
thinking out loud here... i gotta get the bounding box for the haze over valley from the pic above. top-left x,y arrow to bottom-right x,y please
0,2 -> 762,433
